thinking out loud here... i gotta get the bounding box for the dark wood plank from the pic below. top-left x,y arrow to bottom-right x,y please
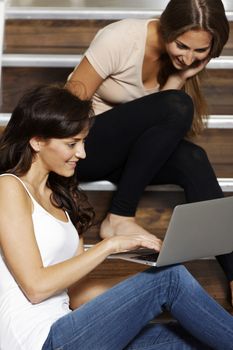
4,19 -> 113,54
0,67 -> 71,113
190,129 -> 233,173
202,69 -> 233,115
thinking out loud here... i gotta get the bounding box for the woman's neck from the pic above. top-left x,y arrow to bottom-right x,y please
145,20 -> 166,60
20,165 -> 49,196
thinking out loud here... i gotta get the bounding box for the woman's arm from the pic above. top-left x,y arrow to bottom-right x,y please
68,237 -> 124,309
0,177 -> 160,304
66,57 -> 104,99
66,21 -> 129,99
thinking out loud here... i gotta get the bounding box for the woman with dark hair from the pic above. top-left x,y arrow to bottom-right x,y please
0,84 -> 233,350
66,0 -> 233,300
0,84 -> 95,234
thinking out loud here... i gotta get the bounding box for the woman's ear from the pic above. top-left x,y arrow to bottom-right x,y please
29,137 -> 42,152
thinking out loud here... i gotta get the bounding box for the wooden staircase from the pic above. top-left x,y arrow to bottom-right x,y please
0,0 -> 233,314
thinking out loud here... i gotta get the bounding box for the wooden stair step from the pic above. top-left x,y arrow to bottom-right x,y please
4,19 -> 111,55
203,70 -> 233,115
190,129 -> 233,170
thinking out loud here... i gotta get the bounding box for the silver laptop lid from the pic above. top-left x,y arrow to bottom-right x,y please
157,196 -> 233,267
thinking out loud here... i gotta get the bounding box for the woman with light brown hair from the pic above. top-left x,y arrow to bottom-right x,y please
66,0 -> 233,299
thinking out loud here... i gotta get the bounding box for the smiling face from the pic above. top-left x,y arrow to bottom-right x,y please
165,29 -> 213,69
31,129 -> 89,177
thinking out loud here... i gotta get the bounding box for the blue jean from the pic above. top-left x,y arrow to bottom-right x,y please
42,265 -> 233,350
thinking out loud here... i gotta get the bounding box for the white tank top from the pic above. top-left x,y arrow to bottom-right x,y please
0,174 -> 79,350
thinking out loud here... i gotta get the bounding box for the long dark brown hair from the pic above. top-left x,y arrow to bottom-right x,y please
0,84 -> 95,234
159,0 -> 229,134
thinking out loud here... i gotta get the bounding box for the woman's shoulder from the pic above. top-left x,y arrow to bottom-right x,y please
101,18 -> 153,34
0,173 -> 22,184
91,18 -> 153,52
0,174 -> 28,198
0,174 -> 33,216
0,173 -> 18,183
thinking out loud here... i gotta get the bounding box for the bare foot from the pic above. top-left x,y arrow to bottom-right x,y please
100,213 -> 159,242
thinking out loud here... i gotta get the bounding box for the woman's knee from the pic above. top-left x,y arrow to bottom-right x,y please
165,140 -> 222,201
165,265 -> 200,296
118,90 -> 193,134
166,264 -> 190,281
154,265 -> 199,302
172,141 -> 209,170
159,90 -> 194,131
153,265 -> 192,287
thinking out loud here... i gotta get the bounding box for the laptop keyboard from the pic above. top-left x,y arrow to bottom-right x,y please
134,253 -> 159,262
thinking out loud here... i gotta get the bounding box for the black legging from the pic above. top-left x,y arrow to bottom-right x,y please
77,89 -> 233,281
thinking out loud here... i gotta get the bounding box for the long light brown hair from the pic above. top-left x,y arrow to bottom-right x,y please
159,0 -> 229,135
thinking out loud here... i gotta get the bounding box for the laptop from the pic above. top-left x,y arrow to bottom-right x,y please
108,196 -> 233,267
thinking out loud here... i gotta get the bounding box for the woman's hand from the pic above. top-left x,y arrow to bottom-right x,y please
107,233 -> 162,255
178,57 -> 210,80
162,57 -> 210,90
